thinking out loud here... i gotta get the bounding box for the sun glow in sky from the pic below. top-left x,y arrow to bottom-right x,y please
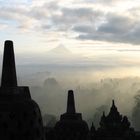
1,0 -> 140,78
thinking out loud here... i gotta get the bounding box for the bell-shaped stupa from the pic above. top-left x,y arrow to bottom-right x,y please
0,40 -> 44,140
54,90 -> 89,140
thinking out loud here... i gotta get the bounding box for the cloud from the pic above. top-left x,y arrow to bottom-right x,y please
0,0 -> 101,32
0,4 -> 34,31
50,7 -> 96,29
1,0 -> 140,45
73,24 -> 96,33
98,14 -> 134,34
73,12 -> 140,45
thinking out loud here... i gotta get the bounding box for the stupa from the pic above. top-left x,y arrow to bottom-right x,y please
0,40 -> 44,140
54,90 -> 89,140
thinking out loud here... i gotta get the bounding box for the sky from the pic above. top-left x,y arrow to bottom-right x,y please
1,0 -> 140,78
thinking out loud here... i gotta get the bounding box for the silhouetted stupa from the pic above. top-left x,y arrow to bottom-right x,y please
95,100 -> 135,139
54,90 -> 89,140
0,41 -> 44,140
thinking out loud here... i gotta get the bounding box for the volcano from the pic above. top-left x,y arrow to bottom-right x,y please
47,44 -> 72,56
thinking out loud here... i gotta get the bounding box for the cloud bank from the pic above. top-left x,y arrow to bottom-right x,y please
1,0 -> 140,45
